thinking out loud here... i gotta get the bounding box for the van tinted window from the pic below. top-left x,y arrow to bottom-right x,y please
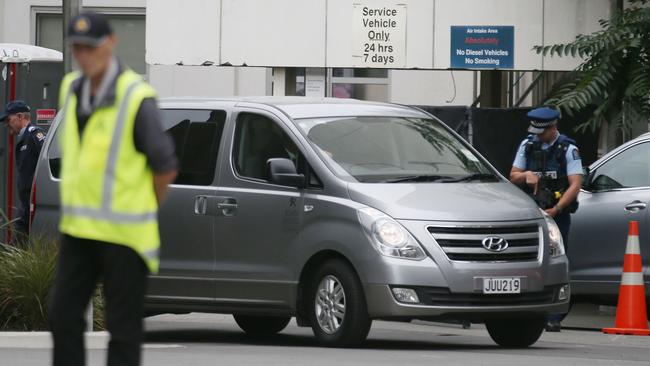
592,142 -> 650,190
162,109 -> 226,185
47,110 -> 225,185
234,113 -> 321,188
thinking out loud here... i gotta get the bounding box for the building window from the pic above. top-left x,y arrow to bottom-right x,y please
330,68 -> 389,102
332,69 -> 388,78
35,12 -> 146,74
295,68 -> 306,96
274,67 -> 390,102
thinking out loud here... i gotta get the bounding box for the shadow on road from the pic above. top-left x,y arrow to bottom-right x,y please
144,328 -> 558,352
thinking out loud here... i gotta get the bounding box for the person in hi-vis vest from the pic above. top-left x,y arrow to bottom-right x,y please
48,12 -> 178,366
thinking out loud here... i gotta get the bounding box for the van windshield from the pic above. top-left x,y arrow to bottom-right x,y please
296,117 -> 496,183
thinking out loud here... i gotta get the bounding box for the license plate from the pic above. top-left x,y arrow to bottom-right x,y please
483,277 -> 521,294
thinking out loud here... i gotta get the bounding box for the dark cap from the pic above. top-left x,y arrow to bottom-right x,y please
0,100 -> 30,122
527,107 -> 560,134
66,12 -> 113,47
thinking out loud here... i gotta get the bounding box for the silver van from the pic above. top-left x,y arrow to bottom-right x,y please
32,97 -> 569,348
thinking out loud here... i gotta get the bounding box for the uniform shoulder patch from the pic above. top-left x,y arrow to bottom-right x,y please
571,148 -> 581,160
36,131 -> 46,141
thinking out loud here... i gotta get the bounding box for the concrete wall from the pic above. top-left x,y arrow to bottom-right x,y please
221,0 -> 327,68
145,0 -> 219,66
0,0 -> 614,105
149,65 -> 269,98
390,70 -> 477,106
543,0 -> 610,70
147,0 -> 610,71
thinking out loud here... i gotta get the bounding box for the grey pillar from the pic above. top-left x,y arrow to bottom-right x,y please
62,0 -> 82,73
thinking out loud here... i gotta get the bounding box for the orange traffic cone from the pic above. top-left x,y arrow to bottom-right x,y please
603,221 -> 650,336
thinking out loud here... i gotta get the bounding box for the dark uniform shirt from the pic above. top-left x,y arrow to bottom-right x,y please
70,62 -> 178,173
15,122 -> 46,233
16,123 -> 46,192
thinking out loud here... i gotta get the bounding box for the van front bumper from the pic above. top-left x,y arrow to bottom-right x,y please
365,284 -> 570,320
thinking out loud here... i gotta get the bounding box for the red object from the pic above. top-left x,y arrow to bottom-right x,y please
602,221 -> 650,336
6,63 -> 17,244
36,109 -> 56,122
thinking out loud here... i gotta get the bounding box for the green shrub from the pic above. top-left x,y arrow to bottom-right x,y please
0,234 -> 105,331
0,238 -> 57,330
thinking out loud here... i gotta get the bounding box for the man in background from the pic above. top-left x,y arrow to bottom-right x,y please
0,100 -> 46,240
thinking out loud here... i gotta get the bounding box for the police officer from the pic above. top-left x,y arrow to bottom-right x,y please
48,12 -> 178,366
510,107 -> 582,332
0,101 -> 46,240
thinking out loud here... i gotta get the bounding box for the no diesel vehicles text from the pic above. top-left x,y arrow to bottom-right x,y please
361,6 -> 399,65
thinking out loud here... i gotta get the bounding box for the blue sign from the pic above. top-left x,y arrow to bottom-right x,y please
450,26 -> 514,69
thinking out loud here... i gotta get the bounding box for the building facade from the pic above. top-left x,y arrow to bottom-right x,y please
1,0 -> 612,106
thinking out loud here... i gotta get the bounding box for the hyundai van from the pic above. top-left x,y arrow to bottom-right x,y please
32,97 -> 570,348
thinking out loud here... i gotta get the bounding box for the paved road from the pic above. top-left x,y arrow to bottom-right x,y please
1,312 -> 649,366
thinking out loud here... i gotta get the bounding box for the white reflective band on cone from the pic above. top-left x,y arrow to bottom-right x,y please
625,235 -> 641,255
621,272 -> 645,286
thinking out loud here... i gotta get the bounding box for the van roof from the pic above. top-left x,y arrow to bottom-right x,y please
158,96 -> 430,120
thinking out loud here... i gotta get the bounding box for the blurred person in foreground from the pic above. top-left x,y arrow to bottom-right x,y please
48,12 -> 178,366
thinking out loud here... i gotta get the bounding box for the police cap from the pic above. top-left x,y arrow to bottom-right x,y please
527,107 -> 560,134
0,100 -> 30,122
66,12 -> 114,47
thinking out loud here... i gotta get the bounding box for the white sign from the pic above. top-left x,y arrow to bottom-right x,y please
305,68 -> 326,97
352,1 -> 407,68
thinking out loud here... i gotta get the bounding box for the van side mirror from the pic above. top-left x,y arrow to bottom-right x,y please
267,158 -> 305,188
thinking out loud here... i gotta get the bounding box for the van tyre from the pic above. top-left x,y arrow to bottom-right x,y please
308,259 -> 372,347
233,315 -> 291,336
486,317 -> 546,348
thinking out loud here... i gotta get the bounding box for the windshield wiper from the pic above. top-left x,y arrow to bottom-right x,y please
441,173 -> 500,183
382,175 -> 454,183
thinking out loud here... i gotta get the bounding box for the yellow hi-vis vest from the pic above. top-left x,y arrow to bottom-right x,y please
58,69 -> 160,273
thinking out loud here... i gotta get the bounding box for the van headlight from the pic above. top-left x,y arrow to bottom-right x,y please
358,207 -> 427,260
542,210 -> 565,257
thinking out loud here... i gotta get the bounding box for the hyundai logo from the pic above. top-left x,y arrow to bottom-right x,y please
482,236 -> 509,252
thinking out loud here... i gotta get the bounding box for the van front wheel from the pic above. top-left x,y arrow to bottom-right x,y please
233,315 -> 291,336
486,317 -> 546,348
308,259 -> 371,347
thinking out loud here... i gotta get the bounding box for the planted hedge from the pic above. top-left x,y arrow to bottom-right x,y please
0,233 -> 105,331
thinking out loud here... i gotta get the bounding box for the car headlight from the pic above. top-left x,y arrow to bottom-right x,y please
358,207 -> 427,260
541,210 -> 565,257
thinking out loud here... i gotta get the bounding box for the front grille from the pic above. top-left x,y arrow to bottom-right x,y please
428,224 -> 540,262
415,286 -> 557,306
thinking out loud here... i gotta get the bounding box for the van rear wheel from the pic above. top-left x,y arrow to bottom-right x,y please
307,259 -> 371,347
486,317 -> 546,348
233,315 -> 291,336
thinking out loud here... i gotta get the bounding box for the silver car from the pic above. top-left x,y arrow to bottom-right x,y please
32,97 -> 569,348
570,132 -> 650,306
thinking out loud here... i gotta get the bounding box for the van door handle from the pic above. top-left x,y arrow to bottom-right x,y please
625,201 -> 647,212
217,202 -> 238,209
194,195 -> 208,215
216,198 -> 238,217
